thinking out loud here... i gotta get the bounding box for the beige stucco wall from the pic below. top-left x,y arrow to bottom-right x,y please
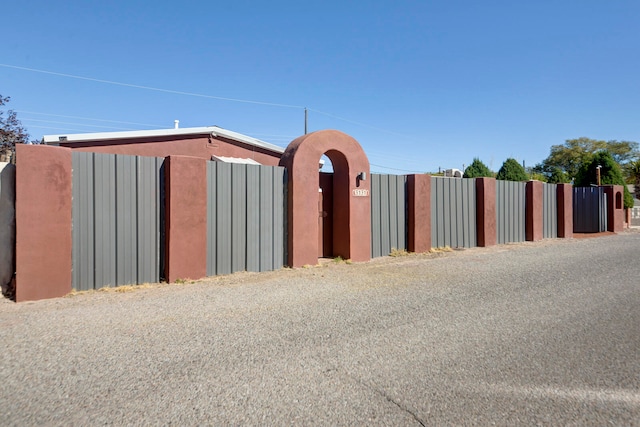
0,162 -> 16,293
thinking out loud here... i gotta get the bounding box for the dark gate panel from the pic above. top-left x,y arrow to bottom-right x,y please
573,187 -> 607,233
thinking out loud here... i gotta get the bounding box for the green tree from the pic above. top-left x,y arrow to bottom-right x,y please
607,140 -> 639,164
463,158 -> 493,178
496,158 -> 528,181
626,159 -> 640,201
574,151 -> 634,208
547,167 -> 570,184
540,137 -> 639,182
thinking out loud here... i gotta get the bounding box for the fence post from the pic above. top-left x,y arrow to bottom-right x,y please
476,177 -> 496,247
407,174 -> 431,253
556,184 -> 573,238
603,185 -> 624,232
164,156 -> 207,283
526,180 -> 543,241
15,145 -> 73,301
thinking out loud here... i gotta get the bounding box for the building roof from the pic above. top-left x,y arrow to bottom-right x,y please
42,125 -> 285,155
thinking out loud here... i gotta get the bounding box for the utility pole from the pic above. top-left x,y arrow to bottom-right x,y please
596,165 -> 602,186
304,108 -> 308,134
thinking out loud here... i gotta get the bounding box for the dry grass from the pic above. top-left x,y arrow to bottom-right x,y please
66,278 -> 202,297
67,282 -> 158,297
429,246 -> 453,253
389,248 -> 409,257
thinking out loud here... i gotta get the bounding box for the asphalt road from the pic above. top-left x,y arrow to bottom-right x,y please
1,233 -> 639,425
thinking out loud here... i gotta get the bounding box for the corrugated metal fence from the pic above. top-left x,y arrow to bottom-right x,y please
206,162 -> 286,276
370,174 -> 407,257
496,180 -> 526,244
543,183 -> 558,238
431,177 -> 477,248
72,152 -> 164,291
631,206 -> 640,227
70,157 -> 569,289
573,187 -> 607,232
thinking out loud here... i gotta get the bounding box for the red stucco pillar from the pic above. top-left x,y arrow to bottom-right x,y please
407,174 -> 431,253
557,183 -> 573,238
476,177 -> 496,247
603,185 -> 624,233
526,180 -> 544,241
15,144 -> 72,301
164,155 -> 208,282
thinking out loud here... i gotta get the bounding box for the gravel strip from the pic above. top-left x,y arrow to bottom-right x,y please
1,233 -> 639,425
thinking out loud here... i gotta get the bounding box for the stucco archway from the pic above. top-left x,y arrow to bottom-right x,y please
279,130 -> 371,267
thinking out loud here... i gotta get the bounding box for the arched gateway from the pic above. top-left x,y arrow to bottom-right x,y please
279,130 -> 371,267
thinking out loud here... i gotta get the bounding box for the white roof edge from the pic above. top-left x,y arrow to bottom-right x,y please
211,155 -> 262,165
42,126 -> 285,153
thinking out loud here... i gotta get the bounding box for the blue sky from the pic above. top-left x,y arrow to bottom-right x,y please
2,1 -> 639,173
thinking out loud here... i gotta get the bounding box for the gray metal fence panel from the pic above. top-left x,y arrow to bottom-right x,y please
94,153 -> 117,288
72,152 -> 163,291
496,180 -> 526,244
370,174 -> 382,258
259,166 -> 274,271
206,162 -> 286,276
542,183 -> 558,239
246,165 -> 260,272
431,177 -> 477,248
573,187 -> 607,232
116,155 -> 136,285
395,176 -> 406,250
272,167 -> 286,268
388,176 -> 398,250
231,164 -> 247,273
370,174 -> 407,257
379,175 -> 391,253
136,156 -> 163,284
215,162 -> 232,275
206,163 -> 217,276
462,179 -> 476,246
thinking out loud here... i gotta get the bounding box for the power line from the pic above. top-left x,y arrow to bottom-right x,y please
2,63 -> 432,172
0,63 -> 303,109
308,108 -> 422,141
15,110 -> 164,128
21,118 -> 138,131
1,63 -> 427,141
25,125 -> 117,133
369,163 -> 426,173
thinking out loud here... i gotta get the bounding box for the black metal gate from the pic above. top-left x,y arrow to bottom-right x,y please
573,187 -> 607,233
